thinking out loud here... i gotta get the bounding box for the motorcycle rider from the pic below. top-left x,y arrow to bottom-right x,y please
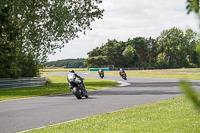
67,70 -> 86,92
98,68 -> 104,77
119,68 -> 126,77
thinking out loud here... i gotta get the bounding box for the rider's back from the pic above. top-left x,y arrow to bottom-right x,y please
68,73 -> 76,82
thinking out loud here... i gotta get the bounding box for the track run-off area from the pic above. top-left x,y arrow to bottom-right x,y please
1,71 -> 200,133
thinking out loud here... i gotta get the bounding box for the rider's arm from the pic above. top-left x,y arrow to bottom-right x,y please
75,73 -> 82,79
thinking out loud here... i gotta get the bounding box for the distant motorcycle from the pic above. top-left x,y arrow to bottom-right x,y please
70,78 -> 88,99
121,72 -> 127,80
99,71 -> 104,79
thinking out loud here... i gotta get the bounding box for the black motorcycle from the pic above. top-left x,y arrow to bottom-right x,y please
121,72 -> 127,80
99,71 -> 104,79
69,78 -> 88,99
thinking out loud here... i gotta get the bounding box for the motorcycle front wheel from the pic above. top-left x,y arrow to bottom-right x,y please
123,76 -> 127,80
73,87 -> 82,99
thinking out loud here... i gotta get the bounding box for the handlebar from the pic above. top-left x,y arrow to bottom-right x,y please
78,77 -> 84,80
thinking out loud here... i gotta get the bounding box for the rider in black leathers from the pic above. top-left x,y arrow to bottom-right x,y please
98,68 -> 104,77
67,70 -> 85,91
119,68 -> 126,77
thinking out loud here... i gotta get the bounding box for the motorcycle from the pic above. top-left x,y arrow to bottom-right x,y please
99,71 -> 104,79
69,78 -> 88,99
121,72 -> 127,80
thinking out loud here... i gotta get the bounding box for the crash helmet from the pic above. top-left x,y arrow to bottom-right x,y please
69,70 -> 75,73
120,68 -> 123,71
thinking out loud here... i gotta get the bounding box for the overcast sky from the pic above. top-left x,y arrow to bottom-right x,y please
48,0 -> 199,61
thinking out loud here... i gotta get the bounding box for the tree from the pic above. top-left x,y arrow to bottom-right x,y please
101,40 -> 120,66
122,45 -> 138,67
84,55 -> 107,68
45,58 -> 87,68
186,0 -> 199,14
146,37 -> 158,67
156,52 -> 169,68
0,0 -> 104,78
185,29 -> 199,66
132,37 -> 150,67
156,27 -> 197,68
85,30 -> 199,69
86,40 -> 126,67
87,47 -> 102,57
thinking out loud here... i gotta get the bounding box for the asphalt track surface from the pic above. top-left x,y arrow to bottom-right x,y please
1,71 -> 200,133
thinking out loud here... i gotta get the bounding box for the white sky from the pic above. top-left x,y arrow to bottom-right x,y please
47,0 -> 199,61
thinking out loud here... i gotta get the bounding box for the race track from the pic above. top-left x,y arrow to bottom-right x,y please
1,71 -> 200,133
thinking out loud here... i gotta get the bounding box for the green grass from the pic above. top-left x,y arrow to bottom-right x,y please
26,95 -> 200,133
99,68 -> 200,80
0,75 -> 118,101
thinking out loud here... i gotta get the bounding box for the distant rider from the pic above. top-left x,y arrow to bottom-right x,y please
119,68 -> 126,77
67,70 -> 85,91
98,68 -> 104,77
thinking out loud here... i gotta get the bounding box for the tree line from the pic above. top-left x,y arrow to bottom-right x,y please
45,59 -> 87,68
0,0 -> 103,78
85,27 -> 200,69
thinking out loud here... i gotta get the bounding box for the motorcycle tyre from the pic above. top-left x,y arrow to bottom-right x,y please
85,91 -> 89,98
99,74 -> 104,79
122,76 -> 127,80
73,87 -> 82,99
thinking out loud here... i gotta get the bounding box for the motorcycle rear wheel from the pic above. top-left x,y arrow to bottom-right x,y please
85,91 -> 89,98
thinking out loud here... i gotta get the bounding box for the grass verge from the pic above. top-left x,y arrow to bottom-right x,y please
26,95 -> 200,133
0,75 -> 118,101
